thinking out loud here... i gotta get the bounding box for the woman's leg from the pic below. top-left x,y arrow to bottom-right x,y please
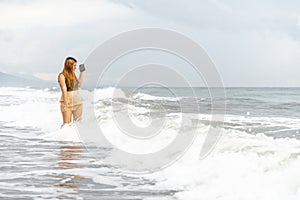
62,110 -> 72,124
61,103 -> 72,125
73,104 -> 82,122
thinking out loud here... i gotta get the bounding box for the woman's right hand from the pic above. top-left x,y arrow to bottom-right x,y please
63,99 -> 70,109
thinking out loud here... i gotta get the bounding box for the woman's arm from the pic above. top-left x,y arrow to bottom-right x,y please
58,74 -> 69,105
78,71 -> 84,87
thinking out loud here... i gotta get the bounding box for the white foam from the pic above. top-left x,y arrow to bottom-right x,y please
93,87 -> 126,101
98,117 -> 180,154
132,92 -> 181,101
42,123 -> 82,142
0,100 -> 61,132
146,129 -> 300,200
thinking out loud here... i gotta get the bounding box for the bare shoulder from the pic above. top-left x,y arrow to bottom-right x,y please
58,73 -> 65,83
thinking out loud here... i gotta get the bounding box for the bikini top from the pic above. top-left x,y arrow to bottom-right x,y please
58,73 -> 79,91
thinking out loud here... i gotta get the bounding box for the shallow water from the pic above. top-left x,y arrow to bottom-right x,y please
1,87 -> 300,200
0,124 -> 176,199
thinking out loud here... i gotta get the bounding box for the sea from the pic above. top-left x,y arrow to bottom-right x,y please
1,86 -> 300,200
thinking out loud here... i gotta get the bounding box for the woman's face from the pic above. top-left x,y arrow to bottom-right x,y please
73,63 -> 77,71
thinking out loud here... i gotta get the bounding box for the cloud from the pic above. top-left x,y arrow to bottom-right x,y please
0,0 -> 134,30
110,0 -> 300,86
113,0 -> 300,38
0,0 -> 143,75
1,0 -> 300,86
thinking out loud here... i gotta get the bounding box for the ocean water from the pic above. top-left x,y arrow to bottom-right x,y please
1,86 -> 300,200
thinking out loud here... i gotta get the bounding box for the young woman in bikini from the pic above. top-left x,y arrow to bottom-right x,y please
58,57 -> 84,126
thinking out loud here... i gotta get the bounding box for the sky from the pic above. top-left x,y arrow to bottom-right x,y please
1,0 -> 300,86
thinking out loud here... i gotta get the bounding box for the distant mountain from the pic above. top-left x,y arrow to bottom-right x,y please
0,72 -> 57,88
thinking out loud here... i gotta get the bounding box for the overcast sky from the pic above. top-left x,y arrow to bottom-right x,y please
1,0 -> 300,86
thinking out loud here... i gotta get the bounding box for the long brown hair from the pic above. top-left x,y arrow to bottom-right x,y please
62,57 -> 77,88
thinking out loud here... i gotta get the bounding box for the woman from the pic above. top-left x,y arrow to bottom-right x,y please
58,57 -> 84,126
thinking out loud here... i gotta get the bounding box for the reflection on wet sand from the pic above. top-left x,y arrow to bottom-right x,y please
54,143 -> 85,198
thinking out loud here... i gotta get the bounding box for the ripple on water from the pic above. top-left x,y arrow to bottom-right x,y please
0,127 -> 177,200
